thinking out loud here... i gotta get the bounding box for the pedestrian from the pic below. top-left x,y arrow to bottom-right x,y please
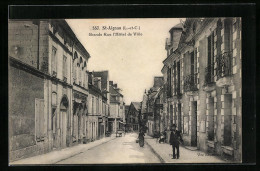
138,129 -> 145,147
169,124 -> 183,159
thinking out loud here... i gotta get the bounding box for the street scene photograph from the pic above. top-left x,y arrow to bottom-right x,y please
8,17 -> 242,165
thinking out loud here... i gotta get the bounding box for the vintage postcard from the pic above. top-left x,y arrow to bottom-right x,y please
8,16 -> 242,164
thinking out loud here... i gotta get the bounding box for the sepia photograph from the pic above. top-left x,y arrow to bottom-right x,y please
8,15 -> 244,165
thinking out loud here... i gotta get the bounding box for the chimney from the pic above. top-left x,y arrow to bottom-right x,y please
109,81 -> 113,86
114,84 -> 117,88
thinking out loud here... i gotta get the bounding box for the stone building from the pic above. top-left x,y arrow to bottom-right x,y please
161,18 -> 242,161
108,81 -> 125,133
143,77 -> 164,137
126,102 -> 141,132
92,71 -> 110,139
8,19 -> 90,161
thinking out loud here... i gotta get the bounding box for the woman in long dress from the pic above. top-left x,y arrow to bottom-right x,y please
138,130 -> 145,147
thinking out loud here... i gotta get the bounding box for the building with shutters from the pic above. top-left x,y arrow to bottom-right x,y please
140,77 -> 164,137
108,81 -> 125,133
8,19 -> 90,161
161,18 -> 242,161
90,71 -> 110,140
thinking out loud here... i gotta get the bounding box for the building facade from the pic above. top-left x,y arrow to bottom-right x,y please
8,19 -> 91,161
161,18 -> 242,161
92,71 -> 110,139
126,102 -> 141,132
108,81 -> 125,133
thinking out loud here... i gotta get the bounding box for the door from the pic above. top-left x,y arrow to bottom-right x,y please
61,110 -> 67,148
178,104 -> 182,132
191,101 -> 197,146
52,108 -> 58,149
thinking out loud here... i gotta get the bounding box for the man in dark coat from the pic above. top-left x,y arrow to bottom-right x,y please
169,124 -> 183,159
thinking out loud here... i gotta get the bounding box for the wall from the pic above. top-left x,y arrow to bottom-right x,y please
9,65 -> 45,161
110,103 -> 119,117
9,20 -> 49,73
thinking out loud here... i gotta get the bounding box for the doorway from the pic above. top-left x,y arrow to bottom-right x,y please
52,107 -> 58,149
178,103 -> 182,132
191,101 -> 197,147
60,95 -> 69,148
60,110 -> 67,148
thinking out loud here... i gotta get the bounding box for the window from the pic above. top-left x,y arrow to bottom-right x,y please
78,65 -> 81,85
51,46 -> 57,75
35,99 -> 47,142
92,97 -> 94,114
170,105 -> 173,126
85,72 -> 88,87
63,55 -> 67,80
207,33 -> 214,83
96,98 -> 99,115
177,61 -> 181,93
167,67 -> 172,97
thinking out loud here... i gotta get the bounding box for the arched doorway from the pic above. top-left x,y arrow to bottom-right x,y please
60,95 -> 69,148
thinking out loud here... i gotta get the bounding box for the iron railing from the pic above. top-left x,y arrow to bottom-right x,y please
184,73 -> 198,92
216,51 -> 232,80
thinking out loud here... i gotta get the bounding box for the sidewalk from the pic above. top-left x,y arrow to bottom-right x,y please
10,135 -> 116,165
144,136 -> 227,163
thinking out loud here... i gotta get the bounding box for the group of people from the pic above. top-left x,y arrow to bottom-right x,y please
137,124 -> 183,159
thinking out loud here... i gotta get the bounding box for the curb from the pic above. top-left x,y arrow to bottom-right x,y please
144,139 -> 165,163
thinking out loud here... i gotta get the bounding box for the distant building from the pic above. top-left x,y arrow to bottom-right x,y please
144,77 -> 164,136
92,71 -> 110,138
108,81 -> 125,133
124,105 -> 130,131
126,102 -> 141,132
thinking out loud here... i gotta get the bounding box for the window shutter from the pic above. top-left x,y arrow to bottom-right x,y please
39,99 -> 45,140
184,52 -> 189,77
35,99 -> 40,141
35,99 -> 45,141
42,100 -> 47,139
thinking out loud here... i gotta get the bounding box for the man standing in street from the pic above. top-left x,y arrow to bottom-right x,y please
169,124 -> 183,159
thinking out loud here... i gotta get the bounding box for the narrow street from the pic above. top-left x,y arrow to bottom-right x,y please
56,133 -> 160,164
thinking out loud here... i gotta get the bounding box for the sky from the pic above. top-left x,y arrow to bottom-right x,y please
66,18 -> 183,105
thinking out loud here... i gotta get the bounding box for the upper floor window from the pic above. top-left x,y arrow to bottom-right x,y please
167,67 -> 172,97
183,50 -> 198,92
63,55 -> 67,80
205,33 -> 215,84
51,46 -> 57,75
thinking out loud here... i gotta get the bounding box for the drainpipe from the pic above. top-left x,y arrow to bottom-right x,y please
37,21 -> 40,69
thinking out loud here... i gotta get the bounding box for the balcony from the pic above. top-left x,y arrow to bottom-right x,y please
216,51 -> 232,87
184,73 -> 198,93
173,87 -> 182,100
